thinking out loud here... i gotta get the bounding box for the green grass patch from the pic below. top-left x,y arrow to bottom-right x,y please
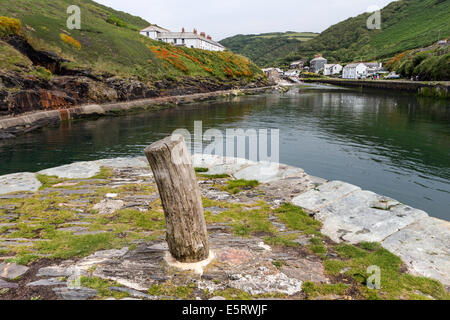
221,179 -> 259,194
34,232 -> 124,260
194,167 -> 209,173
302,282 -> 350,298
199,173 -> 230,179
325,244 -> 450,300
275,203 -> 322,236
203,199 -> 276,237
80,276 -> 130,299
90,167 -> 114,180
264,233 -> 300,248
211,288 -> 253,300
113,209 -> 165,231
147,282 -> 197,300
308,237 -> 327,255
36,174 -> 66,189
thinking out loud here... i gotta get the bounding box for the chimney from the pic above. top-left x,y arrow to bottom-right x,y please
182,27 -> 185,33
200,32 -> 206,38
193,28 -> 197,34
207,35 -> 212,40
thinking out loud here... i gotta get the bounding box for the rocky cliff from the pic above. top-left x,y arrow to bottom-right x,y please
0,36 -> 266,117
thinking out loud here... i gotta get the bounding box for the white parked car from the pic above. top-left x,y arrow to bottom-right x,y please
385,72 -> 401,79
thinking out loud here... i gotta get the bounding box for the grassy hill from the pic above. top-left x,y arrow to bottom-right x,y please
296,0 -> 450,64
219,32 -> 318,68
0,0 -> 263,83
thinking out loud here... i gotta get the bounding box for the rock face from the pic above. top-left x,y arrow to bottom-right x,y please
0,172 -> 41,195
382,217 -> 450,287
0,36 -> 268,119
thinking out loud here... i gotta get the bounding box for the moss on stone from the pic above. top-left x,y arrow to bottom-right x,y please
275,203 -> 322,236
264,233 -> 301,247
203,200 -> 276,237
222,179 -> 259,194
302,282 -> 350,299
80,276 -> 130,299
147,281 -> 197,299
325,243 -> 450,300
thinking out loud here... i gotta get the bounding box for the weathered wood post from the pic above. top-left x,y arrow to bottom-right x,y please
144,135 -> 209,263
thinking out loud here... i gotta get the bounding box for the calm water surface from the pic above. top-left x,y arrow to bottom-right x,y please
1,85 -> 449,220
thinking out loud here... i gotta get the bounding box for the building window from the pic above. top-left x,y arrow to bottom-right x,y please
182,39 -> 185,44
173,39 -> 177,44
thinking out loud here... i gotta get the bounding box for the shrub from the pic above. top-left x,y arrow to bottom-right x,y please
106,15 -> 127,28
60,33 -> 81,50
0,16 -> 22,37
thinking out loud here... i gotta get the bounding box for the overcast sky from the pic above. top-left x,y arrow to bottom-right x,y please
95,0 -> 395,41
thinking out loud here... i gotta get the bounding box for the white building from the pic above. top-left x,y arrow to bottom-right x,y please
310,56 -> 327,73
323,64 -> 343,76
342,62 -> 383,79
140,26 -> 225,51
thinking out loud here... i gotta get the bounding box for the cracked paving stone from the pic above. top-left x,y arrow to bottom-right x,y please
0,262 -> 29,279
0,278 -> 18,289
27,278 -> 66,287
53,287 -> 98,300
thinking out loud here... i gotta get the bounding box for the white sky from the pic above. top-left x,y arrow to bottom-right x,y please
95,0 -> 395,41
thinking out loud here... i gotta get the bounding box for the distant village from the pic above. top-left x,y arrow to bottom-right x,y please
262,54 -> 400,82
138,24 -> 447,83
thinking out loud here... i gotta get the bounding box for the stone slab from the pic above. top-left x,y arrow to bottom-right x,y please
192,154 -> 224,169
53,287 -> 98,300
206,158 -> 256,175
315,190 -> 428,243
27,278 -> 66,287
37,266 -> 84,278
291,181 -> 361,213
39,162 -> 101,179
0,173 -> 41,195
0,278 -> 18,289
229,266 -> 303,295
109,286 -> 155,299
234,163 -> 304,183
95,157 -> 149,169
93,199 -> 124,214
0,262 -> 29,279
382,217 -> 450,287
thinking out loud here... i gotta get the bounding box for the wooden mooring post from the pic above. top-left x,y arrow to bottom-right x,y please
144,135 -> 210,263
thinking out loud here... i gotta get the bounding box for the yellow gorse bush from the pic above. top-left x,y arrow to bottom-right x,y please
60,33 -> 82,50
0,16 -> 22,37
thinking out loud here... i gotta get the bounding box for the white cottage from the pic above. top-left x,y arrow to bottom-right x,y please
323,64 -> 343,76
140,26 -> 225,51
342,63 -> 368,79
310,56 -> 327,73
342,62 -> 383,79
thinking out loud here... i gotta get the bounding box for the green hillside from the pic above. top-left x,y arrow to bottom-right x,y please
296,0 -> 450,64
219,32 -> 318,68
0,0 -> 263,82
